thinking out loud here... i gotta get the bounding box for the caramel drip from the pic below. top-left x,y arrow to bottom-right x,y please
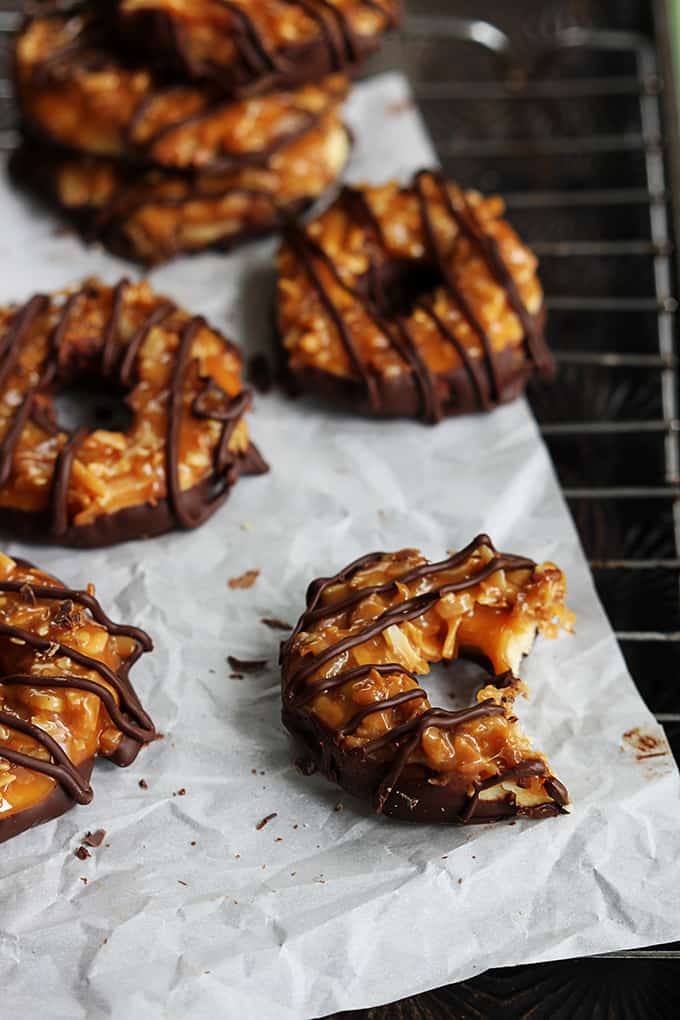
0,566 -> 155,801
283,535 -> 544,814
0,282 -> 253,536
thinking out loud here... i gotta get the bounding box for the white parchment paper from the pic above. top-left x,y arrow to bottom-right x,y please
1,73 -> 680,1020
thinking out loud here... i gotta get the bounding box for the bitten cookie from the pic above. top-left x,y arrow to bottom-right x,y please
0,278 -> 267,546
112,0 -> 402,95
0,552 -> 155,843
277,171 -> 554,423
281,535 -> 574,823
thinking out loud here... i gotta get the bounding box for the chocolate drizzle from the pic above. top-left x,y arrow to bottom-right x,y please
281,535 -> 567,821
283,170 -> 553,423
0,280 -> 264,544
0,561 -> 155,823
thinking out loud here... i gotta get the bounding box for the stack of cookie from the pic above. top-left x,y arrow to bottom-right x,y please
11,1 -> 402,265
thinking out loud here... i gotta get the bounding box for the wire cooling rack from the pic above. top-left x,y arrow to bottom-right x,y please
1,1 -> 679,1016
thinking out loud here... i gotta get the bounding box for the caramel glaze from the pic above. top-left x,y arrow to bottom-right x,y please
281,535 -> 569,820
19,7 -> 347,175
283,170 -> 554,424
0,560 -> 154,812
0,279 -> 260,539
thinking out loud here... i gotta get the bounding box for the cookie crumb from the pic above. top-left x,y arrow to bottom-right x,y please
228,569 -> 259,590
256,812 -> 277,831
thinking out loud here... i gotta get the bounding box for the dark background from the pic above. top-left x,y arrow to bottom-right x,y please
2,1 -> 679,1017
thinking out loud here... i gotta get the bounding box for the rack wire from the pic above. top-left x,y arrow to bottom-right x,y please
1,1 -> 679,1014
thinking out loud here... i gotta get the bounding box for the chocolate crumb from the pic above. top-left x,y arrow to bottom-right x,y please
53,599 -> 82,630
177,788 -> 186,796
228,569 -> 260,590
190,841 -> 197,847
138,778 -> 148,789
247,353 -> 273,394
80,877 -> 88,885
227,656 -> 268,674
458,878 -> 463,885
275,837 -> 283,842
83,829 -> 106,848
251,768 -> 257,775
74,846 -> 90,860
261,617 -> 292,632
256,812 -> 278,831
178,880 -> 188,886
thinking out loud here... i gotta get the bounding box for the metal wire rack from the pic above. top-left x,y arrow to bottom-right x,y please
1,1 -> 679,1016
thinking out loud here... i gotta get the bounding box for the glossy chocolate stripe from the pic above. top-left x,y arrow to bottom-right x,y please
0,674 -> 154,744
0,622 -> 153,733
293,660 -> 421,706
337,688 -> 428,737
0,707 -> 94,802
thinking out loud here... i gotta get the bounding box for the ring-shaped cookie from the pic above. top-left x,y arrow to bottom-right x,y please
15,10 -> 348,174
281,535 -> 574,823
0,278 -> 267,546
277,171 -> 553,423
10,113 -> 351,264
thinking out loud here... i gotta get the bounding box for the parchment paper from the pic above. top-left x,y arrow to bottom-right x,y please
1,74 -> 680,1020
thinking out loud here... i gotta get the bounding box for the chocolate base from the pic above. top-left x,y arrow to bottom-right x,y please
282,705 -> 564,825
0,728 -> 148,845
279,338 -> 537,422
0,442 -> 267,548
0,758 -> 95,845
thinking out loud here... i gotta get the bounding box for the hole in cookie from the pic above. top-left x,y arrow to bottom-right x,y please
53,381 -> 133,434
426,658 -> 497,712
358,258 -> 441,320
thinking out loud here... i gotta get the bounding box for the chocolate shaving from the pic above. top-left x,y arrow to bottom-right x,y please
227,656 -> 268,674
228,570 -> 260,590
53,599 -> 82,630
261,617 -> 292,631
256,813 -> 277,831
83,828 -> 106,848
